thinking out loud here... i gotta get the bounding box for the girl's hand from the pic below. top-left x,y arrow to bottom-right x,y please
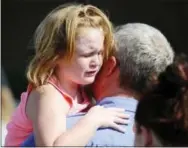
85,105 -> 129,133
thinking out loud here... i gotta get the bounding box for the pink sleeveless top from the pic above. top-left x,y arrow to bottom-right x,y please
5,77 -> 90,146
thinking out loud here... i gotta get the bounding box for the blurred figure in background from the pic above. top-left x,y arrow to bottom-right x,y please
2,68 -> 16,146
135,54 -> 188,146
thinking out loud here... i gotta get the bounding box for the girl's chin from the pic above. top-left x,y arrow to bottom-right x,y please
80,77 -> 95,85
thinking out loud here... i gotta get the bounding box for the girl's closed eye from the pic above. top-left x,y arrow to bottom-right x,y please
82,52 -> 95,58
98,50 -> 104,56
81,50 -> 103,58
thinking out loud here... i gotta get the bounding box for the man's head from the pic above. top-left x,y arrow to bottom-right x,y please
93,23 -> 174,101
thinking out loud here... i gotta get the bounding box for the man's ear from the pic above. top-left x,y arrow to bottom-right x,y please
149,73 -> 159,85
178,64 -> 188,80
104,56 -> 118,77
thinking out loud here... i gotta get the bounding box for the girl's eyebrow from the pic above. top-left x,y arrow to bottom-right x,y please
89,45 -> 104,51
80,46 -> 103,54
81,50 -> 98,56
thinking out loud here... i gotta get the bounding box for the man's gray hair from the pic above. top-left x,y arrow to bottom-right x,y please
115,23 -> 174,93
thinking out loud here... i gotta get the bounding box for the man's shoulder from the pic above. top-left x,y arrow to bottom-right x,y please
87,111 -> 136,147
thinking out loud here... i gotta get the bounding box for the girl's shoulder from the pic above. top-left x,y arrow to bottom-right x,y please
26,83 -> 71,118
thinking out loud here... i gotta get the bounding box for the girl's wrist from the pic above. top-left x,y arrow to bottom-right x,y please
82,114 -> 100,129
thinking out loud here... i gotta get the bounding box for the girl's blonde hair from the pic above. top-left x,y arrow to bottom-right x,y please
27,3 -> 115,87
